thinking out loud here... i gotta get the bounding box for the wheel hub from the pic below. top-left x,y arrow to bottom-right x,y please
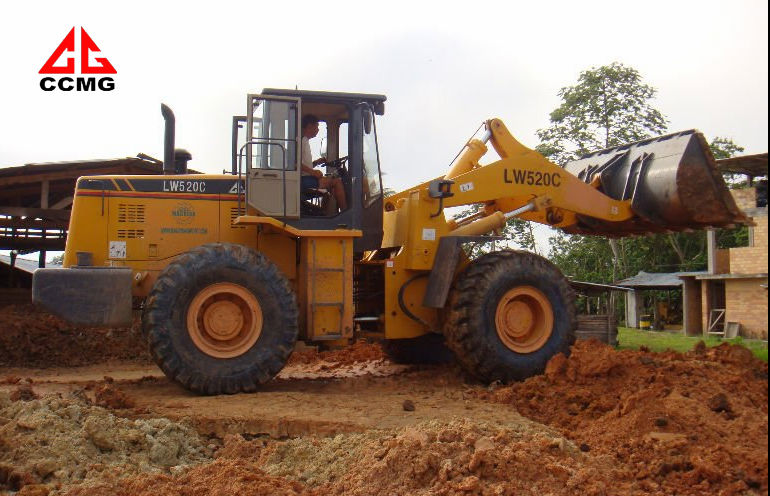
495,286 -> 553,353
187,282 -> 263,358
203,300 -> 245,340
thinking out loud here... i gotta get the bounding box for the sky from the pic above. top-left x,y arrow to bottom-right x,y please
1,0 -> 768,255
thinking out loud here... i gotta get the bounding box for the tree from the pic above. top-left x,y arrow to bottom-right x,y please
709,136 -> 748,188
538,62 -> 669,284
709,137 -> 745,160
539,64 -> 752,324
536,62 -> 668,166
547,95 -> 748,302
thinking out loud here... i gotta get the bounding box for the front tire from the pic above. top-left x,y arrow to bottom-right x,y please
443,250 -> 575,383
142,243 -> 298,395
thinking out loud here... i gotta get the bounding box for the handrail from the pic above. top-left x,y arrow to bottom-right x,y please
237,138 -> 293,218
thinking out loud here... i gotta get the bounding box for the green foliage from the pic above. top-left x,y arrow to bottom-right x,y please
708,136 -> 751,188
549,232 -> 707,283
717,225 -> 749,249
536,62 -> 668,165
549,234 -> 614,282
453,206 -> 537,259
709,136 -> 745,160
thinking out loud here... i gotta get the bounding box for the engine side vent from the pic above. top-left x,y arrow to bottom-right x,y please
118,204 -> 146,223
117,229 -> 145,239
230,207 -> 246,229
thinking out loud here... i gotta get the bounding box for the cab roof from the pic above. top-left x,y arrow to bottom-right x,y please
261,88 -> 386,111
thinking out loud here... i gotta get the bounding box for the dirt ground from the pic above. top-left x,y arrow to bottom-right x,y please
0,304 -> 767,495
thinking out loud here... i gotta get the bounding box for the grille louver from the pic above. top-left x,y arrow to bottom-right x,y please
118,204 -> 146,223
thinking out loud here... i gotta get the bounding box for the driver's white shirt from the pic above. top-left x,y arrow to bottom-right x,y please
301,136 -> 312,175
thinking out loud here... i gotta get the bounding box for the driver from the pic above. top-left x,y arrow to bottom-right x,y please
301,114 -> 347,212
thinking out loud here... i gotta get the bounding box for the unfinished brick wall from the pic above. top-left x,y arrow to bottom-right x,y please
752,215 -> 768,249
729,216 -> 768,274
731,188 -> 757,211
725,278 -> 768,339
715,249 -> 730,274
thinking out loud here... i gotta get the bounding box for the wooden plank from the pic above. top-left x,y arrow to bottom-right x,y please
0,181 -> 76,199
41,180 -> 49,209
0,166 -> 134,187
0,236 -> 66,251
0,218 -> 70,229
0,207 -> 71,221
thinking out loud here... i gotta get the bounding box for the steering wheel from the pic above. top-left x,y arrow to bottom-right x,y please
323,156 -> 349,177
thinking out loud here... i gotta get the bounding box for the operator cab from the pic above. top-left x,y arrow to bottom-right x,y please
232,89 -> 385,253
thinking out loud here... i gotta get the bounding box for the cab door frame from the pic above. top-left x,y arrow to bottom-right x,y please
245,93 -> 302,219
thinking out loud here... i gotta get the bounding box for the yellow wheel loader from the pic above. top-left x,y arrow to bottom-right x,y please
32,89 -> 749,394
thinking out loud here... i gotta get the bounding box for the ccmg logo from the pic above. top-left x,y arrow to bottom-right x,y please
39,27 -> 116,92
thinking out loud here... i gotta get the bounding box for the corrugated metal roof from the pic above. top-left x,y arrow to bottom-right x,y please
570,280 -> 632,294
0,156 -> 160,179
0,155 -> 201,181
615,271 -> 707,289
717,153 -> 768,177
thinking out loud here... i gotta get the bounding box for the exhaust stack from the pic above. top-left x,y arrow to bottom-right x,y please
161,103 -> 175,175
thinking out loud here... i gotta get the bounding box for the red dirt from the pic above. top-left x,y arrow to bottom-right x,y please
0,305 -> 151,368
478,339 -> 769,495
60,460 -> 306,496
287,340 -> 384,367
1,300 -> 767,496
93,384 -> 135,409
9,384 -> 38,401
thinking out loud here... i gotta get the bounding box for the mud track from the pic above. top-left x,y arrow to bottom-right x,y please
0,360 -> 535,439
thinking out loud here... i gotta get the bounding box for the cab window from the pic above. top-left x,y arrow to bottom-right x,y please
362,117 -> 382,205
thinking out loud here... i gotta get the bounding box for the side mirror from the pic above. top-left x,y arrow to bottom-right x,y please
363,109 -> 372,135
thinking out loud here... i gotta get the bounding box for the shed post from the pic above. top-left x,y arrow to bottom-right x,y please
625,290 -> 643,328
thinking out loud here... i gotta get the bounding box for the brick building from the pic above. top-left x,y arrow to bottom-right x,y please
681,154 -> 768,339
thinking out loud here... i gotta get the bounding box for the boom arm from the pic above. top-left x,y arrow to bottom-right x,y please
386,119 -> 748,238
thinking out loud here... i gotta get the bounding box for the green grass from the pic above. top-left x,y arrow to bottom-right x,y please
617,327 -> 768,362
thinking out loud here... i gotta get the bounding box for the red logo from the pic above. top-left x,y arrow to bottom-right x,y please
39,28 -> 117,91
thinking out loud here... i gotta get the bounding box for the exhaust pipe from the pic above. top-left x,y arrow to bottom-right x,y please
161,103 -> 175,175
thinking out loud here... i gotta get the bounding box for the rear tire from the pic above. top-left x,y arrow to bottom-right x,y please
142,243 -> 298,395
443,250 -> 575,383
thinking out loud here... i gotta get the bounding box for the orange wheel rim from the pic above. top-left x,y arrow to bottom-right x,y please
495,286 -> 553,353
187,283 -> 262,358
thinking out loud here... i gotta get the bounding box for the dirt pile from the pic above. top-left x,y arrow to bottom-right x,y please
287,340 -> 384,367
60,460 -> 306,496
481,339 -> 769,495
306,419 -> 613,495
0,390 -> 212,494
0,305 -> 151,368
57,419 -> 624,496
93,384 -> 136,410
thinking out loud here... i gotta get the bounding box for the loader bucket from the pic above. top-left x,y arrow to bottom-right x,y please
563,130 -> 750,236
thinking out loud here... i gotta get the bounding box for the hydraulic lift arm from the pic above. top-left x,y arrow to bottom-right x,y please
387,118 -> 748,239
